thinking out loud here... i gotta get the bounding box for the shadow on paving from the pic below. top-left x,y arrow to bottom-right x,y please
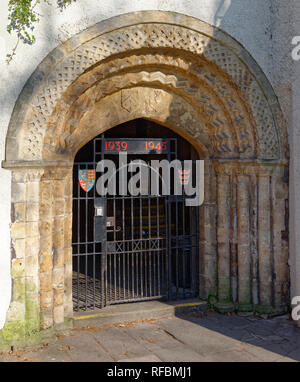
170,310 -> 300,362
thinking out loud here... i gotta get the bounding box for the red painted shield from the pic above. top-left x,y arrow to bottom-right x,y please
178,169 -> 191,185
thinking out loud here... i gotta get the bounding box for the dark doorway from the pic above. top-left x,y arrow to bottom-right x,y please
72,119 -> 200,311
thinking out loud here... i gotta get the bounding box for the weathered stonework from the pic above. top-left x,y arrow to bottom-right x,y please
5,12 -> 287,165
213,161 -> 289,314
0,11 -> 289,347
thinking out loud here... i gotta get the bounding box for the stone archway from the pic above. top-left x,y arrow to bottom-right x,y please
1,11 -> 288,345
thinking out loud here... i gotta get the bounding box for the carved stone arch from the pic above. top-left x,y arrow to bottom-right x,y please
43,53 -> 257,160
4,11 -> 287,164
1,12 -> 289,346
66,87 -> 211,159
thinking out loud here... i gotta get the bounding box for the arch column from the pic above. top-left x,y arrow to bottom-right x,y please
38,165 -> 73,329
199,161 -> 217,301
1,162 -> 73,347
256,173 -> 273,313
8,168 -> 44,343
215,171 -> 234,312
236,174 -> 252,313
214,161 -> 289,315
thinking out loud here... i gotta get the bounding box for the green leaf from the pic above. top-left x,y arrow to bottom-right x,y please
6,0 -> 76,63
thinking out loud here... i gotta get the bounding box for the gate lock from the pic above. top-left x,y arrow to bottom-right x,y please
107,216 -> 115,228
95,206 -> 104,217
94,198 -> 120,241
94,198 -> 106,242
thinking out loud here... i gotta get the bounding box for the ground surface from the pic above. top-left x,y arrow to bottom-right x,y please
0,311 -> 299,362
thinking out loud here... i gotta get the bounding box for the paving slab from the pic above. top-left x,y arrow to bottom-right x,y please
0,310 -> 299,362
125,323 -> 206,361
240,342 -> 293,362
14,343 -> 72,362
58,331 -> 114,362
177,314 -> 252,341
119,355 -> 161,362
90,325 -> 153,361
157,317 -> 243,356
204,349 -> 260,362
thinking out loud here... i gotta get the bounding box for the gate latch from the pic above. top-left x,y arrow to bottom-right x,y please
107,216 -> 115,227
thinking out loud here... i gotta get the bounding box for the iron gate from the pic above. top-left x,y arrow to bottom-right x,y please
72,135 -> 199,311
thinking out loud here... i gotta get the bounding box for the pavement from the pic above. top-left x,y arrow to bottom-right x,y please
0,309 -> 300,362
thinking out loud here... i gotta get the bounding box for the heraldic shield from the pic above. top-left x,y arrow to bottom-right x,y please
78,169 -> 96,192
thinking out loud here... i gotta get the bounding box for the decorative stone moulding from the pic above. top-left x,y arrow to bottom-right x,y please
1,11 -> 289,348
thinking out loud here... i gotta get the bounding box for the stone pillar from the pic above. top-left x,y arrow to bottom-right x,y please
212,161 -> 288,316
2,169 -> 44,346
256,173 -> 273,314
1,163 -> 73,348
199,161 -> 217,302
52,172 -> 67,326
39,173 -> 54,330
24,171 -> 42,339
237,175 -> 252,314
215,172 -> 234,312
249,174 -> 259,307
40,166 -> 73,328
230,173 -> 238,305
63,169 -> 73,320
271,166 -> 289,313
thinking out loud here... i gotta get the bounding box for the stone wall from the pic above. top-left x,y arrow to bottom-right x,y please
0,0 -> 296,339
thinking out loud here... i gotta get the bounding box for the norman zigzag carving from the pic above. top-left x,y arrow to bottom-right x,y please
10,22 -> 283,162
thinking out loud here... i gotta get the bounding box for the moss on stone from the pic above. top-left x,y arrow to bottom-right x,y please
0,278 -> 40,351
12,278 -> 25,302
207,294 -> 217,308
255,304 -> 276,316
0,319 -> 26,344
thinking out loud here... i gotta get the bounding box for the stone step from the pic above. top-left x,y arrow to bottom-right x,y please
73,298 -> 208,328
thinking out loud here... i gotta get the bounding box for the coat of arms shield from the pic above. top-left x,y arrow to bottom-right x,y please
78,169 -> 96,192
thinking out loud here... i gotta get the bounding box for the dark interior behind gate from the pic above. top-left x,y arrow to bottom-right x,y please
72,120 -> 200,311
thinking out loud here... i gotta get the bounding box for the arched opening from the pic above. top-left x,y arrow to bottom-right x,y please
72,119 -> 202,311
1,12 -> 289,340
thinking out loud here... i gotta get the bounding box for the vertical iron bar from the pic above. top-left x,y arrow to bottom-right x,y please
101,135 -> 106,308
175,197 -> 179,299
148,196 -> 151,297
85,164 -> 88,310
93,139 -> 96,308
182,200 -> 186,294
156,196 -> 160,296
195,205 -> 199,296
77,165 -> 80,310
167,197 -> 171,299
93,253 -> 95,308
131,197 -> 135,298
139,197 -> 143,298
122,197 -> 126,301
117,203 -> 121,301
126,199 -> 130,300
77,255 -> 79,310
135,199 -> 139,298
190,203 -> 195,296
113,196 -> 117,302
